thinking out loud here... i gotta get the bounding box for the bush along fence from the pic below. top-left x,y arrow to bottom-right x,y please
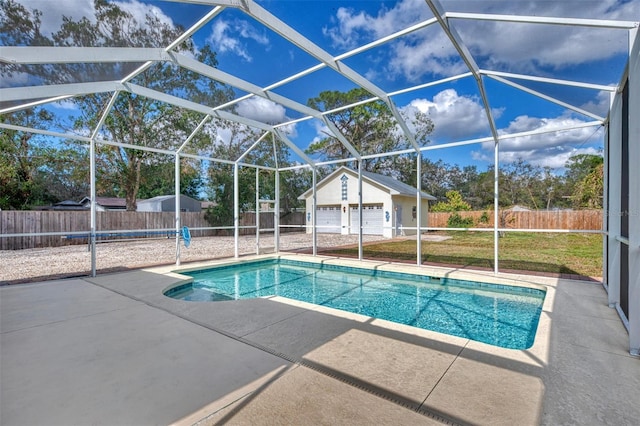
427,209 -> 603,230
0,211 -> 306,250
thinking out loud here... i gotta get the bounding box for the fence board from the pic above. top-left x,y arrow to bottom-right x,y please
2,209 -> 600,250
427,210 -> 602,230
1,210 -> 306,250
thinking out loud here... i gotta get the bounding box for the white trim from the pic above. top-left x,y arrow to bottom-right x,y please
0,47 -> 168,64
446,12 -> 638,29
480,70 -> 617,92
487,74 -> 605,121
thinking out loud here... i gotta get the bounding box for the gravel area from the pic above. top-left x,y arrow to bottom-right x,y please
0,233 -> 388,284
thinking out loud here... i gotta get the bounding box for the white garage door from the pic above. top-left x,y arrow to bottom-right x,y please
315,206 -> 342,233
350,204 -> 384,235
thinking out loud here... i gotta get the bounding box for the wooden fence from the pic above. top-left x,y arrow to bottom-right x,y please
1,209 -> 603,250
0,211 -> 305,250
427,210 -> 603,230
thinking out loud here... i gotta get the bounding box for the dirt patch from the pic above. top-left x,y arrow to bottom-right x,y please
0,233 -> 388,285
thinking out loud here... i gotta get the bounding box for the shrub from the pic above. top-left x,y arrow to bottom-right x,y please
431,190 -> 472,212
479,211 -> 490,224
447,212 -> 474,228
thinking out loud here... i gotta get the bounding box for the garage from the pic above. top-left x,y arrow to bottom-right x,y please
315,205 -> 341,233
299,166 -> 434,238
350,204 -> 384,235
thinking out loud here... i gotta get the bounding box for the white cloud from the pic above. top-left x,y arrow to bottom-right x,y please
496,115 -> 599,152
51,100 -> 77,110
580,90 -> 612,117
17,0 -> 175,36
0,71 -> 31,88
16,0 -> 96,36
323,0 -> 431,50
471,114 -> 604,168
306,89 -> 497,148
324,0 -> 639,80
388,35 -> 466,81
236,97 -> 297,137
237,97 -> 286,123
207,18 -> 269,62
113,1 -> 174,28
307,118 -> 339,157
402,89 -> 500,140
213,126 -> 234,146
504,146 -> 601,169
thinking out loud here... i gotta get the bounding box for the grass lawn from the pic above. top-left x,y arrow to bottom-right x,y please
325,231 -> 603,278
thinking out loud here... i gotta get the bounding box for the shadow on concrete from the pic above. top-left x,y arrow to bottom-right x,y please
5,263 -> 633,425
105,269 -> 547,425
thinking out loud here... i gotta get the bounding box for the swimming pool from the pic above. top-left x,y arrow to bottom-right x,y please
166,259 -> 545,350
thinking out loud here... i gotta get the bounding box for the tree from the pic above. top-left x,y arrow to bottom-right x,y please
564,153 -> 604,188
572,163 -> 603,209
204,122 -> 311,229
474,168 -> 498,209
279,168 -> 312,213
40,143 -> 91,203
417,158 -> 451,201
562,153 -> 604,209
306,88 -> 434,173
135,160 -> 204,201
1,0 -> 234,210
0,110 -> 57,209
430,190 -> 472,212
540,166 -> 564,210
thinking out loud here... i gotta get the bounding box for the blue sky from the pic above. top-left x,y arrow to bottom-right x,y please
12,0 -> 640,170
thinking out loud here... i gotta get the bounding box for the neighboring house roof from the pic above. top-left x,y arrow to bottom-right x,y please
137,194 -> 200,204
200,201 -> 218,209
79,197 -> 128,209
95,197 -> 128,209
50,200 -> 86,210
508,205 -> 532,212
56,200 -> 83,207
298,166 -> 436,200
140,195 -> 175,203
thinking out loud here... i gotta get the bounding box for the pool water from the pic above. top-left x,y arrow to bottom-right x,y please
166,259 -> 545,350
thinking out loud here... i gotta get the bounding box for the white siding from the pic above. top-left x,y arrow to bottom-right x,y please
392,196 -> 429,236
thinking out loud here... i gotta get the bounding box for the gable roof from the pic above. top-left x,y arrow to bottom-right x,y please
299,166 -> 436,200
137,194 -> 199,204
79,197 -> 128,209
361,170 -> 436,200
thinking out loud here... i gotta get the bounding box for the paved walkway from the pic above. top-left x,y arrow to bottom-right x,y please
1,255 -> 638,425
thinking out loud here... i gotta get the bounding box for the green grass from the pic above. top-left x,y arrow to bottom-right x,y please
325,231 -> 603,278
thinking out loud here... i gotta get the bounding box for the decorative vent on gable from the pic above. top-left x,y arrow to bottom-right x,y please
341,174 -> 348,201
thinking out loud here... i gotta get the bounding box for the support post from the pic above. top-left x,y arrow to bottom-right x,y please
86,91 -> 119,277
234,163 -> 239,258
358,162 -> 363,261
602,121 -> 609,290
416,155 -> 422,266
627,27 -> 640,355
175,155 -> 181,266
493,139 -> 499,274
312,167 -> 317,256
607,92 -> 622,308
275,169 -> 281,252
90,138 -> 96,277
256,168 -> 260,255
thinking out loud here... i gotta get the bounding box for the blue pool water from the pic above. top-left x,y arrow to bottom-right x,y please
166,259 -> 545,350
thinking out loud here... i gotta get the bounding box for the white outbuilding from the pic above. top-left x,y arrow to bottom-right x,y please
136,194 -> 202,212
298,166 -> 436,238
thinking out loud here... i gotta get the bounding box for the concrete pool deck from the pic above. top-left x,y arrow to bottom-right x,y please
1,254 -> 638,425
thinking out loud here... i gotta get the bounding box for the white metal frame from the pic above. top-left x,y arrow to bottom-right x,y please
1,0 -> 639,352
